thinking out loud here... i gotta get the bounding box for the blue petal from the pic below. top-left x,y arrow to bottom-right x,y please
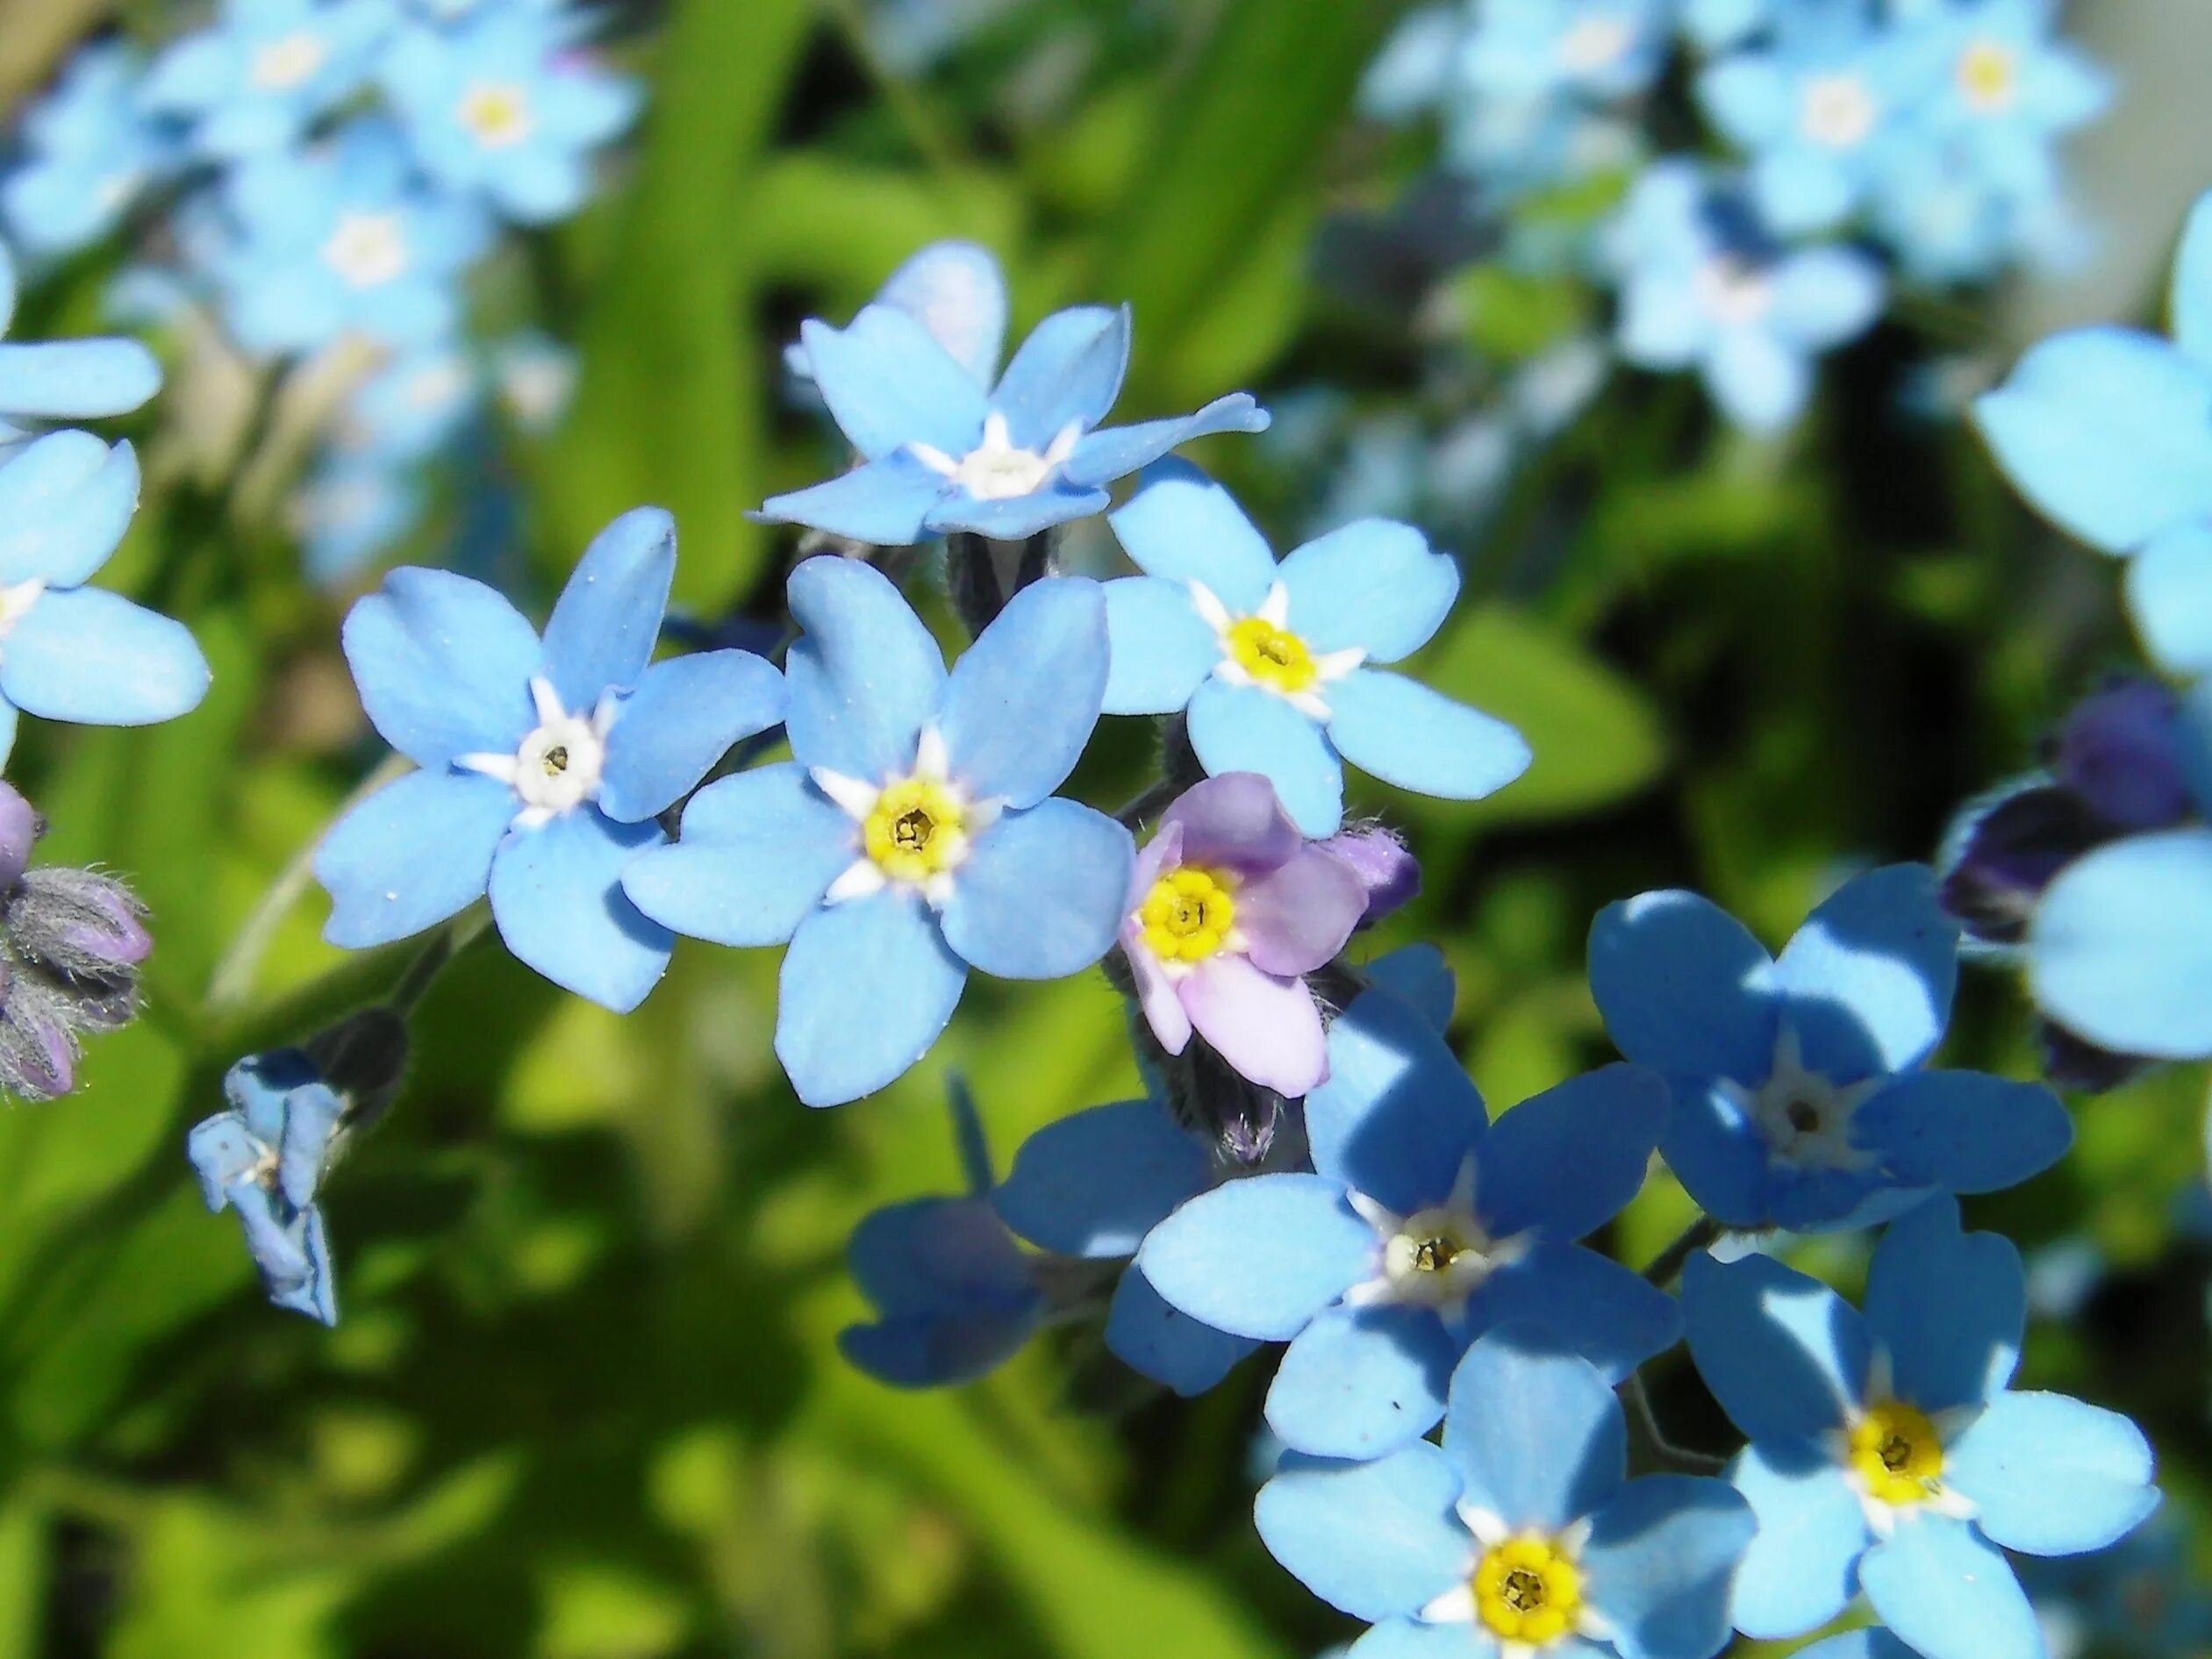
1790,1634 -> 1922,1659
1588,890 -> 1780,1084
1267,1303 -> 1457,1461
755,452 -> 948,546
920,479 -> 1112,539
1106,459 -> 1280,613
1478,1064 -> 1667,1243
1105,1265 -> 1259,1396
994,1099 -> 1209,1257
1853,1071 -> 2072,1198
1324,669 -> 1531,805
1442,1333 -> 1626,1533
1971,327 -> 2212,554
1662,1078 -> 1781,1226
1858,1516 -> 2041,1659
776,887 -> 967,1105
0,338 -> 161,419
620,762 -> 853,947
1136,1174 -> 1375,1341
1725,1443 -> 1870,1638
316,769 -> 514,947
540,506 -> 675,707
598,649 -> 784,823
1459,1245 -> 1683,1384
2173,186 -> 2212,367
800,304 -> 989,461
341,567 -> 540,769
1944,1391 -> 2159,1556
1305,986 -> 1486,1218
2029,828 -> 2212,1057
488,810 -> 672,1012
2126,521 -> 2212,676
0,586 -> 209,727
1099,576 -> 1217,716
1187,677 -> 1343,836
940,797 -> 1131,979
1063,393 -> 1271,490
187,1115 -> 261,1208
1367,942 -> 1455,1033
1579,1475 -> 1756,1659
0,432 -> 140,587
1348,1620 -> 1494,1659
1254,1443 -> 1471,1623
1774,864 -> 1959,1083
873,240 -> 1006,385
849,1193 -> 1029,1312
275,1084 -> 343,1212
1864,1198 -> 2022,1413
839,1309 -> 1035,1388
938,576 -> 1107,806
1278,519 -> 1459,661
783,554 -> 947,782
1682,1251 -> 1868,1442
988,305 -> 1128,450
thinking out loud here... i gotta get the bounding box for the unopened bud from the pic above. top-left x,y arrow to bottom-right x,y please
1321,824 -> 1422,928
0,785 -> 38,892
11,868 -> 152,978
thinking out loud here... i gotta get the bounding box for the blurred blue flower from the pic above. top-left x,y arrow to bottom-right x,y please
621,558 -> 1134,1106
187,1049 -> 346,1325
142,0 -> 397,160
2015,1508 -> 2212,1659
1463,0 -> 1679,106
1256,1329 -> 1754,1659
2,42 -> 182,258
755,300 -> 1269,544
1138,985 -> 1679,1461
1905,0 -> 2108,206
1685,1198 -> 2160,1659
1098,461 -> 1528,837
339,340 -> 485,462
315,507 -> 785,1011
1589,863 -> 2073,1231
490,328 -> 576,433
1608,160 -> 1884,432
289,450 -> 427,584
1681,0 -> 1769,54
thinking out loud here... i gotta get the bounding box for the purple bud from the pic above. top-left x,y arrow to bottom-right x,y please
0,785 -> 37,892
1936,783 -> 2107,947
0,988 -> 76,1100
1320,825 -> 1422,928
12,868 -> 152,977
2048,679 -> 2196,832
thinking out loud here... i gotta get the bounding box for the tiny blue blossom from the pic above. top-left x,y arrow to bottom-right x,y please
290,451 -> 428,584
1588,863 -> 2073,1231
339,341 -> 485,462
784,239 -> 1008,392
1685,1198 -> 2160,1659
314,507 -> 786,1011
621,558 -> 1135,1107
187,1050 -> 347,1325
1462,0 -> 1679,107
2,43 -> 182,258
141,0 -> 397,160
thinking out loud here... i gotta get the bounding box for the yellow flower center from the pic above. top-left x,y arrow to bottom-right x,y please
1475,1536 -> 1585,1647
459,82 -> 533,147
1226,616 -> 1319,694
1957,39 -> 2017,111
863,777 -> 970,884
1138,867 -> 1238,963
1850,1400 -> 1946,1508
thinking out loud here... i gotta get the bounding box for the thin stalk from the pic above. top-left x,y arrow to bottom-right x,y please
1642,1213 -> 1724,1288
389,909 -> 491,1014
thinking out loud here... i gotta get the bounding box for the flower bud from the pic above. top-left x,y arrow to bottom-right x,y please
10,868 -> 152,978
1321,824 -> 1422,928
0,784 -> 39,893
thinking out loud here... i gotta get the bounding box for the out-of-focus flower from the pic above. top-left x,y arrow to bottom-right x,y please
3,43 -> 182,258
187,1049 -> 344,1324
142,0 -> 397,160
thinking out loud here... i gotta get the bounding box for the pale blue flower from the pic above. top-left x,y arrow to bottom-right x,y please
3,42 -> 182,257
188,1050 -> 346,1325
141,0 -> 397,160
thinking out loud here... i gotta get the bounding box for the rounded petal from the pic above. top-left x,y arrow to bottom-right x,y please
849,1193 -> 1027,1312
1864,1198 -> 2022,1413
1368,942 -> 1456,1033
1580,1475 -> 1756,1659
1478,1064 -> 1667,1243
2126,520 -> 2212,676
1944,1391 -> 2159,1557
2029,828 -> 2212,1058
1349,1620 -> 1495,1659
1187,677 -> 1344,836
1459,1244 -> 1683,1384
1182,955 -> 1330,1097
1061,394 -> 1271,490
1105,1265 -> 1259,1396
1858,1516 -> 2041,1659
620,762 -> 852,947
1235,847 -> 1366,976
540,505 -> 675,707
1256,1443 -> 1471,1623
341,566 -> 540,769
1156,769 -> 1302,869
488,811 -> 671,1012
989,304 -> 1129,450
1442,1334 -> 1627,1534
1267,1303 -> 1457,1460
874,240 -> 1006,385
1725,1443 -> 1870,1638
755,452 -> 949,546
922,479 -> 1111,539
599,649 -> 786,822
1136,1174 -> 1375,1342
1324,669 -> 1531,805
1277,519 -> 1460,662
994,1098 -> 1209,1257
1306,987 -> 1486,1217
1682,1251 -> 1867,1442
840,1309 -> 1034,1388
315,769 -> 514,947
2174,185 -> 2212,365
0,586 -> 209,728
1660,1076 -> 1777,1226
776,887 -> 966,1105
1853,1071 -> 2072,1198
938,576 -> 1106,806
1790,1634 -> 1922,1659
1709,325 -> 1813,433
1100,576 -> 1217,715
784,554 -> 947,782
1768,247 -> 1886,349
1588,890 -> 1780,1084
0,338 -> 161,419
1774,864 -> 1959,1082
0,431 -> 140,588
1106,459 -> 1280,613
940,798 -> 1131,979
800,304 -> 988,461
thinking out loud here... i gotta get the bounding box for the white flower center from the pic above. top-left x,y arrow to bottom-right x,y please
458,81 -> 534,148
250,31 -> 330,91
1728,1025 -> 1880,1173
1557,15 -> 1633,74
909,410 -> 1081,501
810,726 -> 1005,911
1342,1155 -> 1532,1315
1188,579 -> 1366,722
1694,254 -> 1774,325
323,211 -> 411,289
1800,73 -> 1879,148
457,676 -> 614,829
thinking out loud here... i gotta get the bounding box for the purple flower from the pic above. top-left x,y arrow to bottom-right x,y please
1121,773 -> 1365,1097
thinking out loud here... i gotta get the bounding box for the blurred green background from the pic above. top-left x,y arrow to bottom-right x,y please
0,0 -> 2202,1654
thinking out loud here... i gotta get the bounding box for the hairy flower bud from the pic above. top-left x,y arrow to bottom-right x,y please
0,784 -> 38,893
10,867 -> 153,978
1320,823 -> 1422,927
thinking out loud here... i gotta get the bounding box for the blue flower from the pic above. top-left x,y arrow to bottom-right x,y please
1588,864 -> 2073,1231
380,4 -> 639,224
621,558 -> 1135,1106
313,507 -> 785,1011
1462,0 -> 1679,107
1681,0 -> 1770,54
755,298 -> 1270,545
1256,1328 -> 1754,1659
290,451 -> 427,584
1684,1198 -> 2160,1659
0,243 -> 164,435
1901,0 -> 2108,205
141,0 -> 397,160
1136,984 -> 1679,1461
187,1050 -> 347,1325
339,341 -> 485,462
1609,160 -> 1884,433
1098,461 -> 1528,837
2,42 -> 182,258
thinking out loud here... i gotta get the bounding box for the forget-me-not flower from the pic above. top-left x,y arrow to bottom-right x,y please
1685,1198 -> 2159,1659
290,452 -> 428,585
1099,461 -> 1528,837
1256,1329 -> 1755,1659
314,507 -> 785,1012
621,558 -> 1135,1106
1463,0 -> 1679,107
1906,0 -> 2108,207
1139,985 -> 1679,1461
2,43 -> 181,258
1588,864 -> 2072,1232
188,1050 -> 347,1325
141,0 -> 397,160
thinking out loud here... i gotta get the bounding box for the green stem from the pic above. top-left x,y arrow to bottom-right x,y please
1641,1213 -> 1724,1288
389,908 -> 492,1015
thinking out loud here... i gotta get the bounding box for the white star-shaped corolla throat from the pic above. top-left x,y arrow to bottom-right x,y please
1800,72 -> 1880,149
323,210 -> 411,289
1694,254 -> 1776,327
908,410 -> 1080,502
1192,580 -> 1366,721
1342,1153 -> 1533,1317
1728,1024 -> 1882,1174
250,30 -> 330,91
812,726 -> 1005,910
1825,1349 -> 1982,1538
1557,14 -> 1634,75
458,675 -> 616,830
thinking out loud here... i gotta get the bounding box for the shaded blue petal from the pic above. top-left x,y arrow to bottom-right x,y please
1774,864 -> 1958,1082
940,798 -> 1131,979
1944,1391 -> 2159,1556
849,1193 -> 1028,1312
316,769 -> 513,947
275,1084 -> 343,1212
1769,247 -> 1885,349
2127,520 -> 2212,676
1791,1634 -> 1921,1659
0,339 -> 161,418
1255,1443 -> 1471,1623
1305,986 -> 1486,1217
1106,459 -> 1279,612
784,554 -> 946,782
1278,519 -> 1459,661
0,586 -> 209,727
776,887 -> 967,1105
1588,890 -> 1780,1084
989,304 -> 1128,450
1854,1071 -> 2072,1198
341,566 -> 540,769
1710,326 -> 1812,433
620,762 -> 852,947
1865,1198 -> 2022,1413
1683,1251 -> 1867,1441
0,701 -> 20,772
1442,1334 -> 1626,1533
1063,394 -> 1271,490
1267,1303 -> 1457,1461
1726,1443 -> 1869,1638
599,650 -> 785,822
920,479 -> 1112,539
1478,1064 -> 1667,1242
540,506 -> 675,707
755,452 -> 947,545
1661,1077 -> 1776,1226
1349,1620 -> 1498,1659
1188,676 -> 1343,836
1460,1245 -> 1682,1384
1858,1516 -> 2040,1659
995,1099 -> 1208,1257
1580,1475 -> 1755,1659
938,576 -> 1107,806
1137,1174 -> 1374,1341
0,432 -> 139,587
187,1116 -> 261,1209
1100,576 -> 1217,715
1368,942 -> 1455,1033
1325,669 -> 1531,805
800,304 -> 988,461
2029,828 -> 2212,1058
1106,1264 -> 1259,1395
840,1310 -> 1034,1387
488,811 -> 671,1012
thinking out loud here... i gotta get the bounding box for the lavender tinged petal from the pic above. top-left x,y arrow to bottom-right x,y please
0,783 -> 35,890
1156,771 -> 1303,873
2050,679 -> 2196,831
1319,826 -> 1421,926
1235,847 -> 1367,976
